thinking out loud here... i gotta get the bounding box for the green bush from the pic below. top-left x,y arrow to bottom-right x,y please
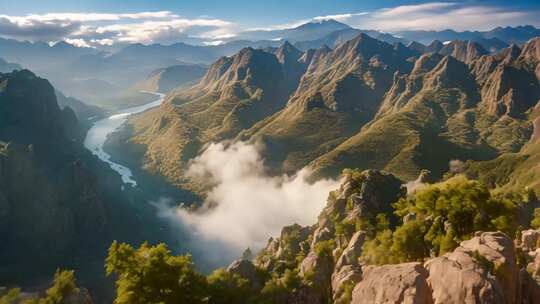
363,176 -> 521,264
207,268 -> 252,304
105,241 -> 208,304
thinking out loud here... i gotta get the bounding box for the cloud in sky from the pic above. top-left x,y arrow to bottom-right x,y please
0,11 -> 236,46
0,2 -> 538,46
312,2 -> 540,32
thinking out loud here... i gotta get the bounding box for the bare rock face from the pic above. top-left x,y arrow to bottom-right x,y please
331,265 -> 362,303
335,230 -> 366,270
351,262 -> 432,304
227,259 -> 258,281
299,250 -> 334,304
300,251 -> 333,286
350,232 -> 528,304
425,232 -> 519,304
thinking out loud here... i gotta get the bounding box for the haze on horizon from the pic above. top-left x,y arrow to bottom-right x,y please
0,0 -> 539,48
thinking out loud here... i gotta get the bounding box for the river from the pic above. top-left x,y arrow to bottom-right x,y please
83,92 -> 165,187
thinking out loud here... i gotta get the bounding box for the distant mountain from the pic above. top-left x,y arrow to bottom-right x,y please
483,25 -> 540,44
238,19 -> 351,42
134,64 -> 208,93
0,58 -> 22,73
0,38 -> 98,72
55,90 -> 104,122
395,25 -> 540,51
1,23 -> 536,110
293,28 -> 408,50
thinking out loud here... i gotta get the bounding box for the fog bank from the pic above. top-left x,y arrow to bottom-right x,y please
159,141 -> 339,265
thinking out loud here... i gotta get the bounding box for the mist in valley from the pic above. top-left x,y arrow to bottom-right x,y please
152,141 -> 340,269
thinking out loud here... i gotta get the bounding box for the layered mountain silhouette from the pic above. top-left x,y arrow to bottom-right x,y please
397,25 -> 540,49
0,58 -> 21,73
134,64 -> 208,93
1,23 -> 536,110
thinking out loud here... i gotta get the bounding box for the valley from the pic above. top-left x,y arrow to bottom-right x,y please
84,92 -> 165,186
0,2 -> 540,303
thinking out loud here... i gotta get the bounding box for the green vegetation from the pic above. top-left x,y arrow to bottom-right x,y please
105,241 -> 208,304
0,270 -> 82,304
105,241 -> 304,304
206,269 -> 252,304
532,208 -> 540,229
258,269 -> 302,304
0,289 -> 20,304
362,176 -> 525,264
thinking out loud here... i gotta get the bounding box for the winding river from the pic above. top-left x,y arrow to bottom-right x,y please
83,92 -> 165,187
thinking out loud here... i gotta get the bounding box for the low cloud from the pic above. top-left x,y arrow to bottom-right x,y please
156,141 -> 339,266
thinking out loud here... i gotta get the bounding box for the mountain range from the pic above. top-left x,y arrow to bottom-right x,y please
0,22 -> 537,110
113,33 -> 540,197
1,17 -> 540,304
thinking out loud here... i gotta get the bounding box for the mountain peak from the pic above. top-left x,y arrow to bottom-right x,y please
495,44 -> 521,63
439,40 -> 488,63
276,41 -> 302,64
425,55 -> 473,90
296,19 -> 350,30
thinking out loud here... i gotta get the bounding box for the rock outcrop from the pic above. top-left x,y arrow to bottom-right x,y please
350,231 -> 531,304
352,262 -> 431,304
247,171 -> 540,304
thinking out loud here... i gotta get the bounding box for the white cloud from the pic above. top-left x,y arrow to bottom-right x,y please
87,18 -> 234,44
310,2 -> 540,32
375,2 -> 455,18
0,3 -> 538,46
0,11 -> 177,23
0,11 -> 235,46
155,141 -> 339,265
63,38 -> 91,48
312,12 -> 369,22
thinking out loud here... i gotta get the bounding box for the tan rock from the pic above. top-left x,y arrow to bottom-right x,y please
425,231 -> 519,304
332,265 -> 361,302
335,231 -> 366,270
351,262 -> 432,304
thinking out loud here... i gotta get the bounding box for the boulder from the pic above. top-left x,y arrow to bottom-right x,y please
335,231 -> 366,270
311,227 -> 333,249
351,262 -> 431,304
425,232 -> 519,304
331,265 -> 362,302
299,251 -> 334,303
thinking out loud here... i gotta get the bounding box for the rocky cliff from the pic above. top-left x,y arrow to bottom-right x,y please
220,170 -> 540,303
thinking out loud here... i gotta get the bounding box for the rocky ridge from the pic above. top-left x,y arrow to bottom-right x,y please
222,170 -> 540,303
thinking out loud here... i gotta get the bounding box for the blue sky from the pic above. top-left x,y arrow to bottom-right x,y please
3,0 -> 539,26
0,0 -> 539,46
